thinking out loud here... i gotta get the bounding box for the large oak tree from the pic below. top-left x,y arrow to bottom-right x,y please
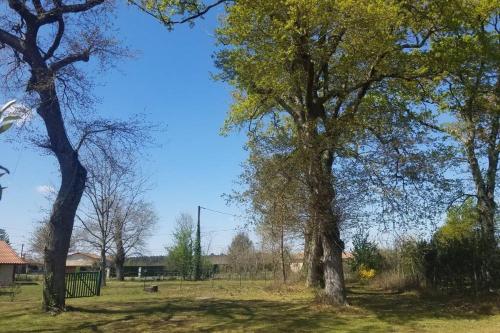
214,0 -> 439,304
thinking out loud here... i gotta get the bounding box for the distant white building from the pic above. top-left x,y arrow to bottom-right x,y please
289,252 -> 354,273
65,252 -> 101,273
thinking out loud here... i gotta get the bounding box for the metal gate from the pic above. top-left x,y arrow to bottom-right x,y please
65,271 -> 101,298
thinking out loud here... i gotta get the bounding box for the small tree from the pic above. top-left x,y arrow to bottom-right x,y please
77,157 -> 120,286
227,232 -> 255,276
350,231 -> 384,275
112,201 -> 157,280
166,213 -> 194,279
77,140 -> 157,284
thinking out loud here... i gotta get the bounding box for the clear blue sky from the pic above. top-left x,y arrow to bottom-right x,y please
1,4 -> 253,256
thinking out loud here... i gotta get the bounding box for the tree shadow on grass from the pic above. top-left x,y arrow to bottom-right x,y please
6,285 -> 500,332
65,298 -> 353,332
347,286 -> 499,326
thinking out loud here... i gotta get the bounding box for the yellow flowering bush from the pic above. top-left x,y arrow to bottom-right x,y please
358,264 -> 376,281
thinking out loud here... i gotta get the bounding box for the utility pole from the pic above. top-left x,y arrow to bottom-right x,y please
193,205 -> 202,280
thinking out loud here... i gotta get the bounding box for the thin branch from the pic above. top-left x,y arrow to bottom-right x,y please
130,0 -> 229,26
43,17 -> 65,60
38,0 -> 106,25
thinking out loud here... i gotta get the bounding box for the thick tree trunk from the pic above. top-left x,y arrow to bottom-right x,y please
464,114 -> 499,288
114,215 -> 126,281
305,223 -> 324,288
321,220 -> 346,304
114,244 -> 126,281
39,83 -> 87,312
42,160 -> 86,312
481,112 -> 500,287
115,262 -> 124,281
311,150 -> 346,305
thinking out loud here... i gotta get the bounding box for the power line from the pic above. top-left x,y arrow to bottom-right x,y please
199,206 -> 246,219
202,227 -> 242,235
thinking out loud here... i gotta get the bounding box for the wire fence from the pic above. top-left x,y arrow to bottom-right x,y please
114,267 -> 292,282
15,265 -> 304,286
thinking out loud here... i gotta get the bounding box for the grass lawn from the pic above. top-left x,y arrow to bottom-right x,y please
1,280 -> 499,332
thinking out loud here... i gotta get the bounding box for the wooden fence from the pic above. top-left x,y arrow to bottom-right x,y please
65,271 -> 101,298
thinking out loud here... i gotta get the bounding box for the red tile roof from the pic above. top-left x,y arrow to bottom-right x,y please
0,241 -> 26,265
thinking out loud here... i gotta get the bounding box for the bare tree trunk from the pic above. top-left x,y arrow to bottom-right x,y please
115,261 -> 124,281
114,236 -> 126,281
39,84 -> 87,312
306,223 -> 323,288
100,247 -> 107,286
464,112 -> 499,288
321,219 -> 346,304
311,150 -> 346,305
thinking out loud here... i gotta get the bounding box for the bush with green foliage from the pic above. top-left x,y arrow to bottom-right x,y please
350,231 -> 384,275
424,199 -> 500,291
165,213 -> 194,279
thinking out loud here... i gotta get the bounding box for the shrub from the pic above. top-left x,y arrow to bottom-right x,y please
370,270 -> 418,291
425,200 -> 482,291
350,230 -> 384,274
371,238 -> 428,291
358,264 -> 376,281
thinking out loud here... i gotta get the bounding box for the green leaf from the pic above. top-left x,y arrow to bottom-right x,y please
0,121 -> 15,134
0,100 -> 16,115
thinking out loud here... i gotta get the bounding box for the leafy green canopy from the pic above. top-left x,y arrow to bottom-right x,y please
434,199 -> 479,246
215,0 -> 460,232
216,0 -> 437,132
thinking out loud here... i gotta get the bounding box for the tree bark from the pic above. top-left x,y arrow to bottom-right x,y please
39,80 -> 87,312
114,231 -> 126,281
305,221 -> 324,288
311,149 -> 346,305
464,111 -> 499,288
100,247 -> 107,286
114,251 -> 125,281
115,260 -> 124,281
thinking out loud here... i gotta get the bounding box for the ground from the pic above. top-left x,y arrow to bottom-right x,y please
1,280 -> 499,332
